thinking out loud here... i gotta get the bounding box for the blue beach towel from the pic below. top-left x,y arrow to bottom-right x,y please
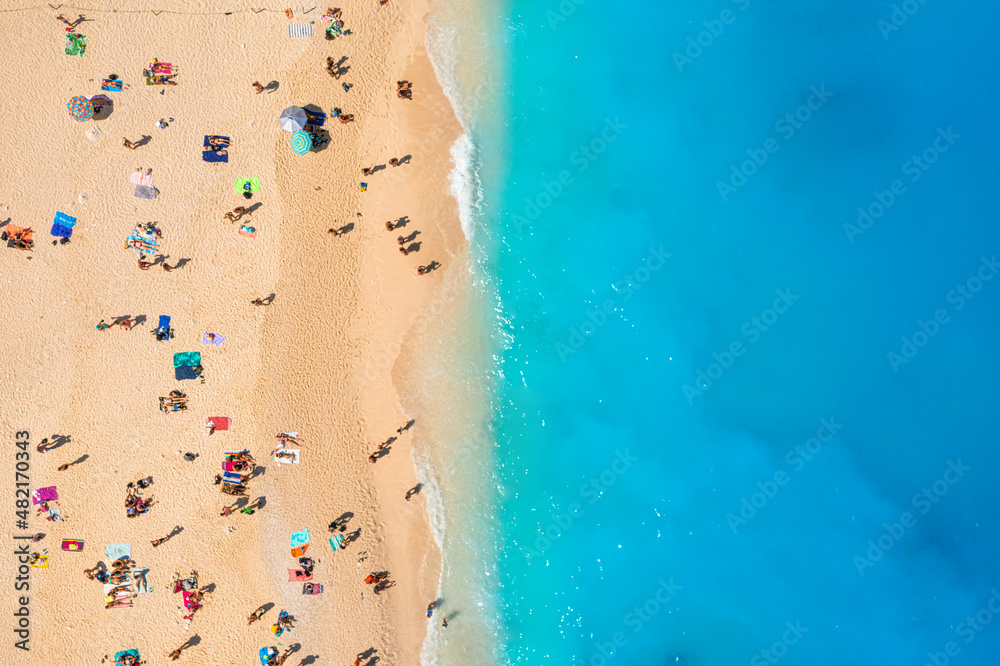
50,224 -> 73,238
290,529 -> 310,548
54,212 -> 77,228
203,135 -> 230,163
106,543 -> 131,561
102,79 -> 123,92
158,315 -> 171,330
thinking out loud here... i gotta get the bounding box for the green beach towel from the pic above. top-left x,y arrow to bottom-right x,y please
235,177 -> 261,193
65,33 -> 87,57
172,351 -> 201,368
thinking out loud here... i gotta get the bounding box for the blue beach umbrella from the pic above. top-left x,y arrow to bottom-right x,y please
290,130 -> 312,155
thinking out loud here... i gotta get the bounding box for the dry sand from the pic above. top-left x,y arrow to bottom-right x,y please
0,1 -> 464,664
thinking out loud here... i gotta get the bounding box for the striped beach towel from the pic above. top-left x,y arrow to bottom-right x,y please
288,24 -> 313,38
129,171 -> 154,186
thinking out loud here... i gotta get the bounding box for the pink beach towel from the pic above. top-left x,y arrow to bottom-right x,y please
128,171 -> 154,186
287,569 -> 312,582
32,486 -> 58,505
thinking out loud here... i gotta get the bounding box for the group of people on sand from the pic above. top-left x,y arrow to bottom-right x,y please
125,477 -> 155,518
382,219 -> 438,275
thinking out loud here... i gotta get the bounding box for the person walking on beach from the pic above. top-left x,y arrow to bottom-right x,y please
362,167 -> 373,176
426,602 -> 435,617
328,227 -> 340,236
368,453 -> 378,463
251,297 -> 271,306
399,246 -> 408,256
397,235 -> 406,246
443,617 -> 448,628
123,138 -> 137,150
405,485 -> 420,501
389,158 -> 399,167
385,220 -> 395,231
138,259 -> 153,270
36,438 -> 49,453
252,81 -> 264,94
162,262 -> 174,272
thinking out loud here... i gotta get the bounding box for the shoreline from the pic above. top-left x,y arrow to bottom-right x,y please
0,2 -> 465,663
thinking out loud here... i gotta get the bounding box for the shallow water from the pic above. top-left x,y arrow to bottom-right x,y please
421,0 -> 1000,664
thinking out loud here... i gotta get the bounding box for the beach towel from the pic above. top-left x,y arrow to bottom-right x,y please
303,109 -> 327,127
150,62 -> 173,73
158,315 -> 171,330
278,432 -> 300,440
115,650 -> 140,663
329,534 -> 344,551
134,185 -> 157,199
61,539 -> 84,552
48,508 -> 62,522
173,351 -> 201,368
223,470 -> 244,483
32,486 -> 58,505
235,177 -> 260,193
125,232 -> 157,256
175,365 -> 200,381
207,416 -> 231,430
303,583 -> 324,594
239,222 -> 257,238
287,569 -> 312,582
133,568 -> 150,593
54,212 -> 77,228
291,544 -> 309,558
51,223 -> 73,238
129,171 -> 154,186
203,136 -> 230,163
203,332 -> 226,346
203,149 -> 228,163
106,543 -> 131,561
288,24 -> 313,38
290,529 -> 310,549
260,647 -> 278,666
65,33 -> 86,56
182,590 -> 200,610
274,449 -> 300,464
31,556 -> 49,569
101,79 -> 123,92
145,76 -> 167,86
360,182 -> 368,191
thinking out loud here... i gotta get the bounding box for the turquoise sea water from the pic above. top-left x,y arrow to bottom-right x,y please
423,0 -> 1000,664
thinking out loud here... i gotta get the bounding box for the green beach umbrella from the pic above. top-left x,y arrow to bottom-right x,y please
291,130 -> 312,155
67,96 -> 93,122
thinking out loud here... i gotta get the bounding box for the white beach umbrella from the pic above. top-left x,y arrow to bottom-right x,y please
279,106 -> 307,133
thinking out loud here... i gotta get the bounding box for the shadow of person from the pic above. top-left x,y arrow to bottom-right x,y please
394,216 -> 409,228
168,525 -> 184,538
263,293 -> 276,305
338,222 -> 355,235
402,231 -> 420,243
266,81 -> 279,93
135,135 -> 152,148
405,242 -> 421,253
399,154 -> 412,165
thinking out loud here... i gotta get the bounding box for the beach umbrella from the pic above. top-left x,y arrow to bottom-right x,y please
67,96 -> 93,122
279,106 -> 307,132
290,130 -> 312,155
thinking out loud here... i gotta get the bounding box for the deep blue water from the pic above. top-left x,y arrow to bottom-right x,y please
462,0 -> 1000,664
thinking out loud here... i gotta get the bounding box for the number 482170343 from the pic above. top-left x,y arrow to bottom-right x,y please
14,431 -> 30,523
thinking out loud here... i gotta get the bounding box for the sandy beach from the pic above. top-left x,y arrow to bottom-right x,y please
0,1 -> 464,664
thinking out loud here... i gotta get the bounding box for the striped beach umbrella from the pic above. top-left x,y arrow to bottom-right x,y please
290,130 -> 312,155
67,96 -> 93,122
